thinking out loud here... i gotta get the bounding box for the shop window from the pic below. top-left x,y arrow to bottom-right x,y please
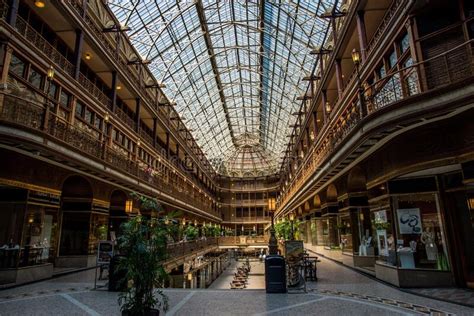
339,215 -> 353,252
84,108 -> 93,125
21,205 -> 59,266
393,193 -> 450,270
47,81 -> 58,100
372,207 -> 396,265
388,50 -> 397,69
94,116 -> 102,130
28,67 -> 43,90
9,54 -> 26,78
59,90 -> 71,108
377,64 -> 386,79
89,214 -> 108,255
75,101 -> 84,117
400,33 -> 410,54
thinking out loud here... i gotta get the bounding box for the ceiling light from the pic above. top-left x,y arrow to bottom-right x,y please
35,0 -> 45,8
116,85 -> 122,90
85,53 -> 92,60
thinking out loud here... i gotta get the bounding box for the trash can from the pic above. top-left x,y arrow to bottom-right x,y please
265,255 -> 287,293
108,255 -> 127,291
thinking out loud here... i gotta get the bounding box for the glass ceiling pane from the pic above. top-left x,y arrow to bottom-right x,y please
108,0 -> 336,177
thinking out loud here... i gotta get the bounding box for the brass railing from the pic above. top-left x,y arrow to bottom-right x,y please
166,237 -> 218,259
0,93 -> 215,215
218,236 -> 269,246
0,12 -> 216,209
279,40 -> 474,211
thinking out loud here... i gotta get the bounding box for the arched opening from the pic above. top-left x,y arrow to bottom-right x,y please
109,190 -> 128,239
59,175 -> 93,260
326,184 -> 338,202
347,166 -> 367,193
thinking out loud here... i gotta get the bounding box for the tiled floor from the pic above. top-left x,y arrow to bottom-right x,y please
0,257 -> 473,315
209,259 -> 265,290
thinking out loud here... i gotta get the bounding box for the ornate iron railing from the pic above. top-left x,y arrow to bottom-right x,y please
0,93 -> 216,215
0,11 -> 216,210
279,40 -> 474,211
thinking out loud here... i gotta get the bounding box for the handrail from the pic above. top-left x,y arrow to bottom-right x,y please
0,92 -> 218,218
1,13 -> 217,208
278,40 -> 474,211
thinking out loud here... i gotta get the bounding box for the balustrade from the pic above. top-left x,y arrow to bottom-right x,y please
279,40 -> 474,210
0,93 -> 215,214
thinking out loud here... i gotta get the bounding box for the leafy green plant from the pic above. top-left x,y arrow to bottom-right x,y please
183,225 -> 198,241
117,194 -> 171,315
274,219 -> 302,240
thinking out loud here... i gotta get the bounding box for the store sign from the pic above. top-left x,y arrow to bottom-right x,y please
29,190 -> 60,206
97,241 -> 114,265
397,208 -> 422,234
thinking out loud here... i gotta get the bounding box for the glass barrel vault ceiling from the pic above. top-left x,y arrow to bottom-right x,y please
108,0 -> 338,178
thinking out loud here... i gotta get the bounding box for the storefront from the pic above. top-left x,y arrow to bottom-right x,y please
372,177 -> 453,287
0,183 -> 60,285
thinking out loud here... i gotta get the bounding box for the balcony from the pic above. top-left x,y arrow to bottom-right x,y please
0,92 -> 218,218
218,236 -> 269,247
0,11 -> 217,210
279,40 -> 474,211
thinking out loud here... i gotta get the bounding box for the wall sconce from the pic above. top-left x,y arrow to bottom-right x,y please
267,198 -> 276,211
194,219 -> 197,226
241,225 -> 244,232
125,199 -> 133,213
164,218 -> 169,225
85,53 -> 92,60
116,85 -> 122,90
289,213 -> 295,221
47,66 -> 55,79
104,112 -> 110,123
181,218 -> 186,226
137,138 -> 141,147
35,0 -> 45,8
309,131 -> 315,141
325,101 -> 331,113
299,150 -> 304,159
351,48 -> 361,66
187,273 -> 193,281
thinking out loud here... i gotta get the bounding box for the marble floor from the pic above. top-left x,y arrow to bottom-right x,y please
209,259 -> 265,290
0,257 -> 473,315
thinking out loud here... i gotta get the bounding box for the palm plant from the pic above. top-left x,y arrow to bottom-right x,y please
117,194 -> 170,315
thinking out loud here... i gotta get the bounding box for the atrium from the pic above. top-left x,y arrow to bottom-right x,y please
0,0 -> 473,315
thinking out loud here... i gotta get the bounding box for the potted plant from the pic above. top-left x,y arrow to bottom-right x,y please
117,194 -> 170,315
183,225 -> 198,241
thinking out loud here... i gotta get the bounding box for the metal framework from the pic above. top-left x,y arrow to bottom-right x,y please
109,0 -> 337,177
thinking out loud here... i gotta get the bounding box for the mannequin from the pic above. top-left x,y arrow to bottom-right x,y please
421,226 -> 438,261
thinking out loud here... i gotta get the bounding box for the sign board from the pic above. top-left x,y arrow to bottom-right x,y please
397,208 -> 422,234
97,241 -> 114,265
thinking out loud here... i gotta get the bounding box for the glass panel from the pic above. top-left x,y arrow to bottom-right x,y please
75,101 -> 84,118
28,68 -> 43,89
84,108 -> 93,124
9,53 -> 26,77
47,81 -> 58,99
389,50 -> 397,69
60,90 -> 71,108
393,193 -> 450,270
89,214 -> 108,255
108,0 -> 337,177
400,33 -> 410,54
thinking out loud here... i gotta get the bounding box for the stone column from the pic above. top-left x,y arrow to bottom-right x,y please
135,98 -> 141,132
73,29 -> 84,80
6,0 -> 19,26
335,59 -> 343,98
356,11 -> 368,61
